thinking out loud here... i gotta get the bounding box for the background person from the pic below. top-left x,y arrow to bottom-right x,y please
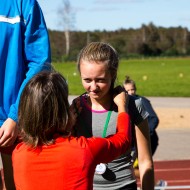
12,71 -> 131,190
0,0 -> 51,189
72,42 -> 154,190
123,75 -> 167,187
123,76 -> 159,156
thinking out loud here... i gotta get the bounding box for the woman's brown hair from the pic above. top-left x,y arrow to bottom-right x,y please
18,71 -> 73,148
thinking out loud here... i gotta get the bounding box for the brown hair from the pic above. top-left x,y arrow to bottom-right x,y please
123,75 -> 137,91
18,71 -> 73,148
77,42 -> 119,89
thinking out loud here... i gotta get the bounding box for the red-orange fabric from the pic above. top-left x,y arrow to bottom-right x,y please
12,112 -> 131,190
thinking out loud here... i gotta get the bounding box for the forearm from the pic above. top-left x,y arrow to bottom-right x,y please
135,119 -> 155,190
91,112 -> 131,164
117,112 -> 130,136
139,160 -> 154,190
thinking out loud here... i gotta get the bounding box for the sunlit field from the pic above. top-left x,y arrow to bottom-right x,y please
53,57 -> 190,97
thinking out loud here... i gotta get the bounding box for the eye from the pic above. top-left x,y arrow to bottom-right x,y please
97,79 -> 106,83
83,79 -> 91,83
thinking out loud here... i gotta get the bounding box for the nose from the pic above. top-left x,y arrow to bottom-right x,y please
129,90 -> 136,96
127,90 -> 133,96
90,81 -> 98,91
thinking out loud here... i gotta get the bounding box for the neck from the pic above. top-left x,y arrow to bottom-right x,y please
88,94 -> 112,111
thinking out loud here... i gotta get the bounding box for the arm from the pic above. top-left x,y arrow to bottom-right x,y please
89,112 -> 131,164
8,1 -> 51,121
135,119 -> 154,190
0,1 -> 51,147
129,96 -> 154,189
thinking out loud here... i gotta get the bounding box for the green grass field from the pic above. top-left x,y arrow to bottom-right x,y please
53,57 -> 190,97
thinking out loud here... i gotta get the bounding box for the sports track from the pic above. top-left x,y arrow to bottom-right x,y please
137,160 -> 190,190
136,97 -> 190,190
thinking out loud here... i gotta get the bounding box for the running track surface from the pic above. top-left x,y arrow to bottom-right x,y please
138,160 -> 190,190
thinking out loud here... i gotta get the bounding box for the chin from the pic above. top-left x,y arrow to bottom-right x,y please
89,92 -> 102,99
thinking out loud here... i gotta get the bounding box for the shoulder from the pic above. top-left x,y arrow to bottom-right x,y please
72,93 -> 86,103
20,0 -> 42,20
72,94 -> 87,110
141,96 -> 150,104
68,136 -> 89,148
128,95 -> 143,109
128,95 -> 149,123
20,0 -> 38,10
12,142 -> 30,161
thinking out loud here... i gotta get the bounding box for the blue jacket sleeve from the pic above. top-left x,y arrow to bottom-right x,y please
8,1 -> 51,122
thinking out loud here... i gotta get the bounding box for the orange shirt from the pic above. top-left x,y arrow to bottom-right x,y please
12,112 -> 131,190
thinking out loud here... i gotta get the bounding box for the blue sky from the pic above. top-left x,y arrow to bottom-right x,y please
38,0 -> 190,31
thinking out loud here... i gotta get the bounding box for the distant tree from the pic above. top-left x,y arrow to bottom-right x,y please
58,0 -> 75,56
182,28 -> 188,54
49,24 -> 190,60
141,23 -> 161,55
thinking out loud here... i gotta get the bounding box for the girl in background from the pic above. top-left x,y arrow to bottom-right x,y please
123,75 -> 167,188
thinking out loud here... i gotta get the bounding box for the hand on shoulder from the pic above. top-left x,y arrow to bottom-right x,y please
113,86 -> 128,113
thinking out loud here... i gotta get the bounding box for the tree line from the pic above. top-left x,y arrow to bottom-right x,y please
48,23 -> 190,62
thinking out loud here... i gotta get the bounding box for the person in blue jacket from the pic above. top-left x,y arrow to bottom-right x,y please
0,0 -> 51,189
123,76 -> 159,156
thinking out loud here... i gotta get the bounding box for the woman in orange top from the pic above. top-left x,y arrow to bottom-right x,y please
12,71 -> 131,190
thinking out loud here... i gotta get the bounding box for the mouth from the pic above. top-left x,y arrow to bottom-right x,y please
89,91 -> 100,95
